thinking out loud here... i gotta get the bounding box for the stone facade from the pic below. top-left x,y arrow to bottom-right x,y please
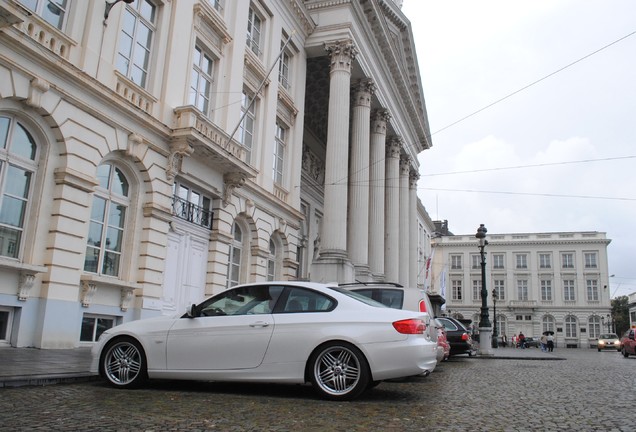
0,0 -> 430,347
430,230 -> 612,348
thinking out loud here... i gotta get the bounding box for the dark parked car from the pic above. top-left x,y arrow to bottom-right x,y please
437,316 -> 476,357
522,337 -> 540,348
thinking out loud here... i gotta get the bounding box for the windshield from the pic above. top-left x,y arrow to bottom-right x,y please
599,334 -> 618,339
328,286 -> 389,308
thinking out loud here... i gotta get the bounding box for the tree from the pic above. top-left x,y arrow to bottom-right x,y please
611,296 -> 629,335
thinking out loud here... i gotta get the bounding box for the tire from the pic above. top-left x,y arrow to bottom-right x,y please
598,348 -> 601,352
308,341 -> 370,401
622,347 -> 629,358
100,337 -> 148,388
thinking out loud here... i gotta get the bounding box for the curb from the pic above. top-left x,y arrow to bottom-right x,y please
0,372 -> 99,389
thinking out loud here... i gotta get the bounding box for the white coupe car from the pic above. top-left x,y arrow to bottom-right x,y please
91,281 -> 437,400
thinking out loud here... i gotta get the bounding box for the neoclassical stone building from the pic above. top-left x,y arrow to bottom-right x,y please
430,230 -> 612,349
0,0 -> 430,347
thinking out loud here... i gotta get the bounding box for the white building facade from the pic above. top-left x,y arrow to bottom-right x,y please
0,0 -> 430,348
430,231 -> 612,349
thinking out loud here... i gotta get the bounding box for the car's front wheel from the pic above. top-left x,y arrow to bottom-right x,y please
308,341 -> 370,401
100,337 -> 148,388
622,347 -> 629,358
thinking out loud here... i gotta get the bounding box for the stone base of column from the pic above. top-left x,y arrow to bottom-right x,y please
310,256 -> 355,284
353,264 -> 371,281
478,326 -> 494,357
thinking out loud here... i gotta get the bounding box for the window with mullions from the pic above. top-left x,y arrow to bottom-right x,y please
584,252 -> 597,269
226,222 -> 244,288
84,164 -> 129,277
117,0 -> 156,88
586,279 -> 599,301
189,44 -> 215,116
0,116 -> 38,259
588,315 -> 601,339
273,122 -> 286,185
565,315 -> 577,338
267,239 -> 276,281
492,253 -> 504,269
238,90 -> 256,163
172,182 -> 213,229
540,279 -> 552,301
561,252 -> 575,269
246,6 -> 262,56
80,314 -> 115,342
278,41 -> 291,90
563,279 -> 575,301
516,279 -> 528,301
539,253 -> 551,269
472,279 -> 481,301
515,253 -> 528,269
18,0 -> 68,30
493,279 -> 505,300
451,280 -> 462,301
450,254 -> 462,270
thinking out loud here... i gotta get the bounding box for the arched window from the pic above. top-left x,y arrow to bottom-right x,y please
84,163 -> 129,276
0,115 -> 38,259
588,315 -> 601,339
542,315 -> 555,335
226,222 -> 243,288
495,315 -> 507,338
565,315 -> 577,338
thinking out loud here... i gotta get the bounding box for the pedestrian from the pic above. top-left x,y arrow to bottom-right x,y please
512,333 -> 517,348
518,332 -> 526,349
502,333 -> 508,348
540,334 -> 548,352
547,333 -> 555,352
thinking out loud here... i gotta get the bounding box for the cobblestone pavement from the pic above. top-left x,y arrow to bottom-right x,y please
1,349 -> 634,432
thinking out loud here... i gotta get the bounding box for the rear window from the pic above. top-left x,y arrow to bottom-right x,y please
328,287 -> 389,308
351,288 -> 404,309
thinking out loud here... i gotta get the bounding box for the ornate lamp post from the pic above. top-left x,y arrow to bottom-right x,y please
476,224 -> 493,356
606,313 -> 611,332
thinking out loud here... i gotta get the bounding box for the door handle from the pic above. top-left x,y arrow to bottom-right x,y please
249,321 -> 270,328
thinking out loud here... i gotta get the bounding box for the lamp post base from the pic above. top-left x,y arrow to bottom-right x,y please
478,326 -> 494,356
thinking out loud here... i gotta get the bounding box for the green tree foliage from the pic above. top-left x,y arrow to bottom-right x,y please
611,296 -> 629,335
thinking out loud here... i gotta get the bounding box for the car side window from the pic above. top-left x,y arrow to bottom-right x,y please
440,319 -> 458,331
281,287 -> 335,313
198,285 -> 283,316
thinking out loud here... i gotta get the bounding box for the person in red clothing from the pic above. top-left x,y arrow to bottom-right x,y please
518,332 -> 526,349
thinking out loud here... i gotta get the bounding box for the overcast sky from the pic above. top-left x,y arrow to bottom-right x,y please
402,0 -> 636,299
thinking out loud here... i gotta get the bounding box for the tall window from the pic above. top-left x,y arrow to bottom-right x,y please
472,279 -> 481,301
539,253 -> 551,269
18,0 -> 67,30
172,182 -> 212,229
493,279 -> 505,300
492,254 -> 504,269
584,252 -> 597,268
542,315 -> 555,334
470,254 -> 480,269
0,116 -> 38,259
273,122 -> 286,185
516,279 -> 528,301
586,279 -> 599,301
238,90 -> 256,163
85,163 -> 129,277
540,279 -> 552,301
561,252 -> 575,269
565,315 -> 577,338
246,6 -> 262,56
267,238 -> 276,281
278,41 -> 291,90
208,0 -> 223,12
563,279 -> 575,301
117,0 -> 156,88
226,223 -> 243,288
588,316 -> 601,339
515,253 -> 527,269
450,254 -> 462,270
451,280 -> 462,301
190,44 -> 214,116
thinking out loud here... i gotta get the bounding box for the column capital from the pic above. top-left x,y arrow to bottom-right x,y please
386,137 -> 402,159
352,78 -> 375,108
325,40 -> 358,74
371,109 -> 391,134
409,171 -> 420,188
400,155 -> 411,175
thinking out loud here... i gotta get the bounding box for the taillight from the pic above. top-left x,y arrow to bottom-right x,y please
418,300 -> 427,313
393,319 -> 426,334
461,332 -> 470,341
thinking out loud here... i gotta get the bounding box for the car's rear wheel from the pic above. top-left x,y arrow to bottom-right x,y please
597,348 -> 601,352
622,347 -> 629,358
100,337 -> 147,388
308,341 -> 370,401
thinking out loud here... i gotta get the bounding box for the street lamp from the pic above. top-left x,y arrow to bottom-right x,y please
606,313 -> 611,333
492,287 -> 498,348
476,224 -> 493,355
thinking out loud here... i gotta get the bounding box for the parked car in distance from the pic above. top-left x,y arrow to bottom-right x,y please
597,333 -> 621,352
434,318 -> 450,361
91,281 -> 438,401
523,337 -> 540,348
620,328 -> 636,357
437,316 -> 476,357
339,282 -> 442,366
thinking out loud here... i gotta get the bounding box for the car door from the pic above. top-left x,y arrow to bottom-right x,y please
165,285 -> 282,370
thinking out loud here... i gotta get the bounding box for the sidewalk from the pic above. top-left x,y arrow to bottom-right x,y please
0,347 -> 96,388
0,345 -> 565,388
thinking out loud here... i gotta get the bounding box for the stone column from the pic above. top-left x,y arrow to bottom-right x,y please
384,138 -> 401,283
348,79 -> 375,276
399,155 -> 411,287
311,40 -> 357,283
368,109 -> 390,279
409,171 -> 420,288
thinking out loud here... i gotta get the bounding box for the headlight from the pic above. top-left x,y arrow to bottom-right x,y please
598,341 -> 605,346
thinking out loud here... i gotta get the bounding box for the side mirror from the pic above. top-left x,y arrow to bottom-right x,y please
186,303 -> 198,318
